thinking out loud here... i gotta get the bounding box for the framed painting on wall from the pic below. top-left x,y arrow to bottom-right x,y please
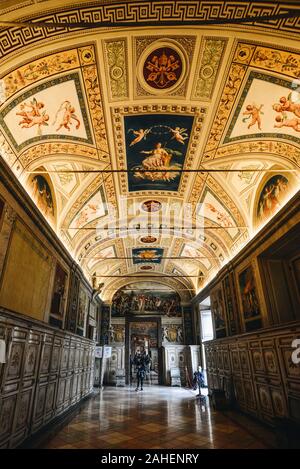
210,286 -> 227,339
182,307 -> 194,345
100,304 -> 110,345
88,302 -> 98,327
49,262 -> 68,329
222,274 -> 239,336
238,264 -> 262,332
77,286 -> 89,335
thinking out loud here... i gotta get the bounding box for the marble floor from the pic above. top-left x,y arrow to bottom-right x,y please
41,386 -> 278,449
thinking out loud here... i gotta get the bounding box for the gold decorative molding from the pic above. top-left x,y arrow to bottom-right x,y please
103,38 -> 129,101
215,140 -> 300,167
18,142 -> 99,168
204,63 -> 247,155
192,37 -> 228,101
234,42 -> 300,79
81,63 -> 108,155
0,48 -> 80,105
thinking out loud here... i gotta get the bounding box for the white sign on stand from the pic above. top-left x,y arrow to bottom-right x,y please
103,346 -> 112,358
95,346 -> 103,358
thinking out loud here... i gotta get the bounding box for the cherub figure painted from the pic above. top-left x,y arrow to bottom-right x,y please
242,103 -> 263,130
273,95 -> 300,117
16,97 -> 49,135
53,100 -> 81,132
274,115 -> 300,132
273,93 -> 300,132
205,203 -> 234,228
169,126 -> 188,144
128,128 -> 150,146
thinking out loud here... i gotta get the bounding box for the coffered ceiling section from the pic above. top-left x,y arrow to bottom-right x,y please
0,0 -> 300,300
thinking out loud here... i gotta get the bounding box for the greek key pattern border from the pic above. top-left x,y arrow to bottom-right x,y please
1,2 -> 300,61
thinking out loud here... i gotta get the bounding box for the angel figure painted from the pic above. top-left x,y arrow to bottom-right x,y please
125,114 -> 194,192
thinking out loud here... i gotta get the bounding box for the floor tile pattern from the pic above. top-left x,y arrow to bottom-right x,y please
42,386 -> 277,449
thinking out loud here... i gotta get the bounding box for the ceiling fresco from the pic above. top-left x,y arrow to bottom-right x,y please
124,113 -> 194,192
0,0 -> 300,302
1,73 -> 92,151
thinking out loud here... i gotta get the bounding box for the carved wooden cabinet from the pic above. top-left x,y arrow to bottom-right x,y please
0,308 -> 95,448
205,322 -> 300,426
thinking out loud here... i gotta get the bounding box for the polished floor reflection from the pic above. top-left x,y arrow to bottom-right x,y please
42,386 -> 277,449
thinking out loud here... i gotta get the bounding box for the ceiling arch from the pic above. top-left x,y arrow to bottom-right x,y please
0,0 -> 300,300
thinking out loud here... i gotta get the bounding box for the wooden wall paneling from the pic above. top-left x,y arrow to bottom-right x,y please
0,322 -> 15,448
0,323 -> 41,448
221,343 -> 233,400
76,339 -> 83,401
56,334 -> 70,414
0,308 -> 96,447
253,337 -> 284,422
215,343 -> 224,392
78,341 -> 84,398
206,344 -> 217,391
87,345 -> 93,393
237,341 -> 255,414
88,344 -> 93,393
83,344 -> 90,395
230,342 -> 246,410
255,381 -> 274,421
205,323 -> 300,426
13,328 -> 42,446
277,334 -> 300,421
243,378 -> 257,414
247,339 -> 262,417
0,392 -> 17,448
32,332 -> 54,432
71,340 -> 78,404
70,338 -> 77,404
4,326 -> 29,448
79,341 -> 85,398
49,334 -> 63,420
222,344 -> 231,373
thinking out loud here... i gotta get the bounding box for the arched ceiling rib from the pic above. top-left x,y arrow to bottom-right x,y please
0,0 -> 300,300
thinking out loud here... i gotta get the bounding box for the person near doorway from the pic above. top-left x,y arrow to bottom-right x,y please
133,347 -> 150,391
136,362 -> 146,391
192,366 -> 206,399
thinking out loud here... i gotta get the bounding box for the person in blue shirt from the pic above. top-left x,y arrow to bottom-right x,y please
192,366 -> 205,397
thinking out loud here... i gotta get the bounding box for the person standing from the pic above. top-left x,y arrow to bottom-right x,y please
136,362 -> 146,391
133,348 -> 150,391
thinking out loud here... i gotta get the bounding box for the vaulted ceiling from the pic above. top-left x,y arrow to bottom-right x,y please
0,0 -> 300,302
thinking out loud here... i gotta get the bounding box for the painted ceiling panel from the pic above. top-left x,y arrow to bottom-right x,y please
1,74 -> 92,151
0,0 -> 300,299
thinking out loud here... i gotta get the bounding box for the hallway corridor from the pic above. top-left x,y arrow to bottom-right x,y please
41,387 -> 277,449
